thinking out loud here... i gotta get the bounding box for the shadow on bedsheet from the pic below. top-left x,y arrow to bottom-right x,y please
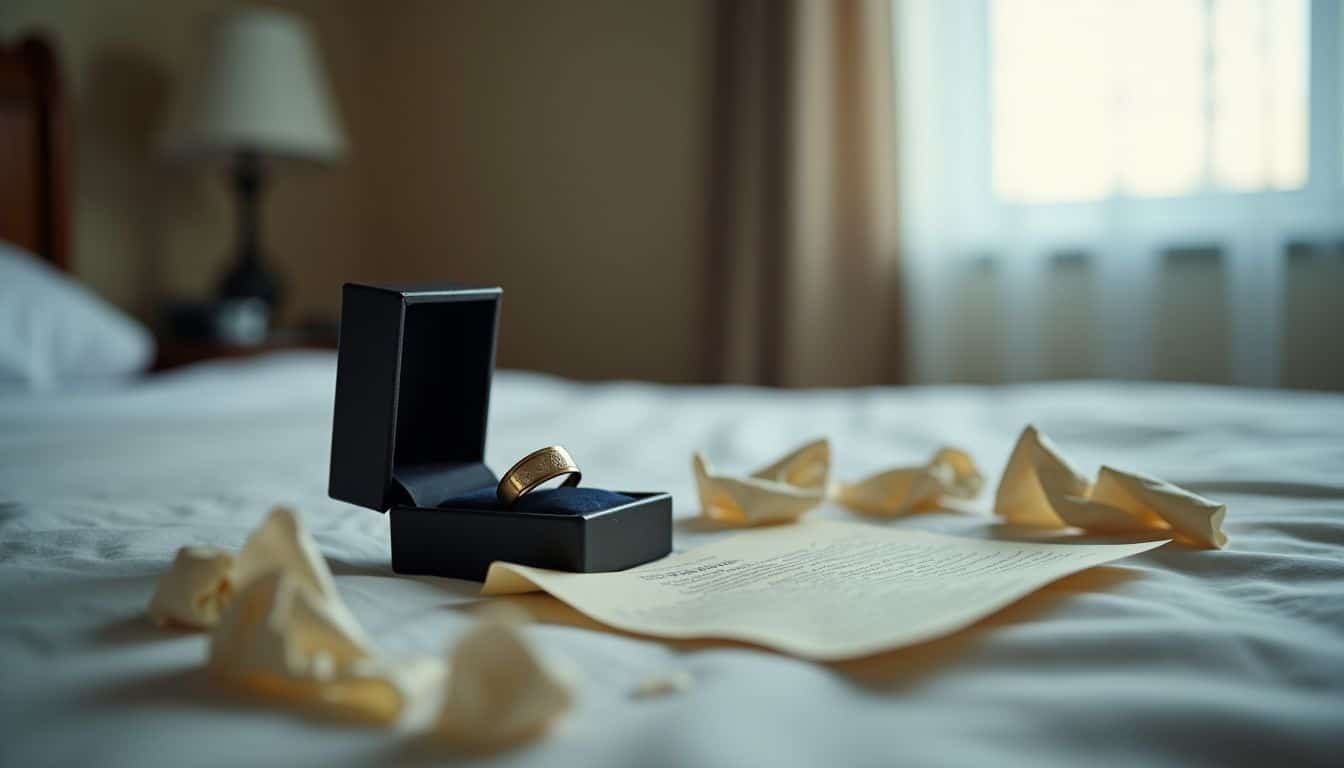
831,566 -> 1141,687
324,556 -> 397,578
87,665 -> 279,717
95,614 -> 198,646
0,501 -> 25,524
87,664 -> 405,730
676,502 -> 985,534
986,524 -> 1175,546
472,566 -> 1141,691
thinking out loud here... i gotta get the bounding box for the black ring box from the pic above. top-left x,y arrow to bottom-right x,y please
327,283 -> 673,581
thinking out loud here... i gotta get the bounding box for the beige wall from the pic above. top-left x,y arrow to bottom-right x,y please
355,0 -> 712,381
1,0 -> 713,382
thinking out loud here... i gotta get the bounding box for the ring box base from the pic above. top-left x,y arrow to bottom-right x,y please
390,492 -> 673,581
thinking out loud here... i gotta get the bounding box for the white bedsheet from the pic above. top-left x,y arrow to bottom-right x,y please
1,352 -> 1341,767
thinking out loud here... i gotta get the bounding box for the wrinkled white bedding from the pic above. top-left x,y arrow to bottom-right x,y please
1,352 -> 1341,767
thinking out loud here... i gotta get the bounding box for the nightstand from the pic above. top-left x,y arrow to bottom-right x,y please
153,329 -> 338,371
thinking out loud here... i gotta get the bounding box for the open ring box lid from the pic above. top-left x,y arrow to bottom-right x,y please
328,283 -> 672,581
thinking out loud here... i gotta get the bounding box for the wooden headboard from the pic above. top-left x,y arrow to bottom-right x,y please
0,36 -> 70,271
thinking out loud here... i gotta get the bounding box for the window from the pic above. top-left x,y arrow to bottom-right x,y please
992,0 -> 1309,203
894,0 -> 1343,387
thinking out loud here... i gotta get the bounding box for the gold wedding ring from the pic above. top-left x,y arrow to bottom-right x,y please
497,445 -> 582,505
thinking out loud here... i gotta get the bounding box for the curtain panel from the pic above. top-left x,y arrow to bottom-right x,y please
703,0 -> 903,387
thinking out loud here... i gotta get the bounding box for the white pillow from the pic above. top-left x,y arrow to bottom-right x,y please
0,240 -> 155,393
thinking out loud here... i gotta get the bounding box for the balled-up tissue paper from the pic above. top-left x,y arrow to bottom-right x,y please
995,426 -> 1228,549
836,447 -> 982,517
147,507 -> 575,744
149,507 -> 424,723
147,546 -> 236,629
436,609 -> 574,751
692,438 -> 831,525
694,439 -> 984,526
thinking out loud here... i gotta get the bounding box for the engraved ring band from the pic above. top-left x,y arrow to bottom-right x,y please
497,445 -> 583,505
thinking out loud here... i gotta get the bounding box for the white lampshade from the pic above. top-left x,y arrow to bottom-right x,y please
165,8 -> 346,163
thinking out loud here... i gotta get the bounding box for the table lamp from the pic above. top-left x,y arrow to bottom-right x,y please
163,8 -> 346,325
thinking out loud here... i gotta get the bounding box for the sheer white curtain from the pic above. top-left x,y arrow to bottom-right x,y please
894,0 -> 1344,387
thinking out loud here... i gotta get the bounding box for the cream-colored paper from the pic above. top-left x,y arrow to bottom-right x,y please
693,439 -> 830,525
232,504 -> 342,602
208,569 -> 417,724
749,438 -> 831,489
145,505 -> 347,630
147,546 -> 236,628
837,447 -> 983,517
436,610 -> 574,750
695,439 -> 984,526
995,426 -> 1228,549
149,507 -> 573,734
206,507 -> 423,723
145,507 -> 427,723
482,520 -> 1165,661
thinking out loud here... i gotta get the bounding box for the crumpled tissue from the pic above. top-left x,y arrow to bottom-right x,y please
837,448 -> 982,517
148,507 -> 421,722
147,545 -> 236,629
436,608 -> 574,751
693,439 -> 983,526
147,506 -> 577,739
994,426 -> 1228,549
693,439 -> 831,525
208,508 -> 420,723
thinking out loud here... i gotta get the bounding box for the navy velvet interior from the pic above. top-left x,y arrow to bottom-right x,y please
394,298 -> 495,471
440,486 -> 635,515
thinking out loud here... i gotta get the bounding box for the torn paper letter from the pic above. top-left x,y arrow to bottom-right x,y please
147,546 -> 236,628
994,426 -> 1228,549
481,520 -> 1165,661
437,611 -> 574,751
836,448 -> 983,517
693,439 -> 830,525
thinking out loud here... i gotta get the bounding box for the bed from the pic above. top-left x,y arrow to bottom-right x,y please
2,36 -> 1342,768
2,355 -> 1343,766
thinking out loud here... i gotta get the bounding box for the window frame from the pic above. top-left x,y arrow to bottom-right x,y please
895,0 -> 1344,386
